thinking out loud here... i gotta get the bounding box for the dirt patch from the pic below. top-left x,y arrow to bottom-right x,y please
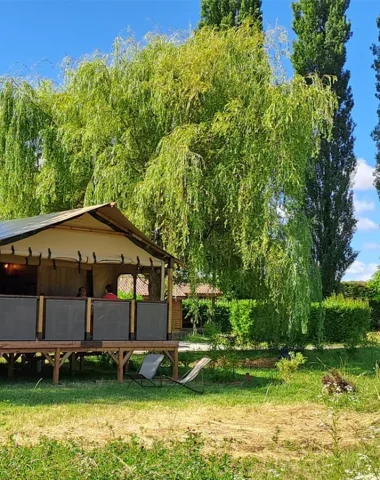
3,402 -> 378,458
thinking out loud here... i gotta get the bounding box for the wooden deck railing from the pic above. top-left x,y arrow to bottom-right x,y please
0,295 -> 169,342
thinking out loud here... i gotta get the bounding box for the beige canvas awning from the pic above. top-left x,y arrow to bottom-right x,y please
0,204 -> 181,267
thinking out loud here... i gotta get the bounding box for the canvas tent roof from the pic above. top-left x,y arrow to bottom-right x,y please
0,203 -> 181,267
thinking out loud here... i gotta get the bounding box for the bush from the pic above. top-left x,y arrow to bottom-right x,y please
323,296 -> 371,348
308,303 -> 325,346
182,299 -> 232,333
183,295 -> 371,348
230,300 -> 283,347
276,352 -> 306,382
340,281 -> 380,330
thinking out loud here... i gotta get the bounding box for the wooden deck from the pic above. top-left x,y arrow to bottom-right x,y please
0,341 -> 179,385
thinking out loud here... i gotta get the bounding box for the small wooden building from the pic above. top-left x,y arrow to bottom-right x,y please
0,203 -> 181,383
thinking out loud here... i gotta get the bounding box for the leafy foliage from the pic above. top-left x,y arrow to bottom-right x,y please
199,0 -> 262,29
322,296 -> 371,348
0,25 -> 335,336
276,352 -> 306,382
340,280 -> 380,330
373,16 -> 380,192
292,0 -> 357,297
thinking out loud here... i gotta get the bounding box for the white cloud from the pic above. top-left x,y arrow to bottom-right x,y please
345,260 -> 378,281
363,243 -> 380,250
354,159 -> 375,191
354,197 -> 375,214
357,217 -> 378,231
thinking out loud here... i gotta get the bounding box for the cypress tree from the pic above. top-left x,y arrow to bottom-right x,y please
373,16 -> 380,192
292,0 -> 357,297
199,0 -> 262,29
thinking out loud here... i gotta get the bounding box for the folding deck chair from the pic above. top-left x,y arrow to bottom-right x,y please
126,354 -> 164,388
165,357 -> 211,394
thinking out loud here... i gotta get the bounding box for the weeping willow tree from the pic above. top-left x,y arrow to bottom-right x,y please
0,23 -> 335,337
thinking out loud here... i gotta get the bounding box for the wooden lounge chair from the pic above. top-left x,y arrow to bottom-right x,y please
126,354 -> 164,388
165,357 -> 211,394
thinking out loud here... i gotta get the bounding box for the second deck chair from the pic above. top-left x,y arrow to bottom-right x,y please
126,354 -> 164,388
165,357 -> 211,394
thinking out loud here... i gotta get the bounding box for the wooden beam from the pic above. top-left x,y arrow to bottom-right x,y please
42,352 -> 55,367
167,258 -> 174,339
7,353 -> 15,379
173,346 -> 179,380
70,352 -> 77,373
107,351 -> 119,365
53,348 -> 60,385
160,262 -> 165,301
122,351 -> 133,367
117,349 -> 124,383
164,350 -> 174,363
37,296 -> 44,340
60,352 -> 72,368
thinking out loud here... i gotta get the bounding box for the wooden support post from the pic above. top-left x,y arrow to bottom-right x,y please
173,347 -> 179,380
79,355 -> 84,371
130,299 -> 136,340
123,351 -> 133,373
37,296 -> 44,340
86,298 -> 92,340
7,353 -> 15,379
53,348 -> 60,385
167,258 -> 174,340
117,349 -> 124,383
60,352 -> 72,368
70,353 -> 77,373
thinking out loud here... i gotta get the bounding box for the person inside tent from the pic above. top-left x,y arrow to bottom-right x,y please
77,287 -> 87,297
103,284 -> 118,300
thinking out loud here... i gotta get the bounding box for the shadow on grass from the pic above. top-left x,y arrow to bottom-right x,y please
0,363 -> 276,407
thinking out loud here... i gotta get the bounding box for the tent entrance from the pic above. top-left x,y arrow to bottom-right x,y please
0,263 -> 38,296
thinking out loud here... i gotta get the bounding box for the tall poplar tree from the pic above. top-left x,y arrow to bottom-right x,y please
373,16 -> 380,193
199,0 -> 262,29
292,0 -> 357,297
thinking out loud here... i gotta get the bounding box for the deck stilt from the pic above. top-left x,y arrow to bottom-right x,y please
117,349 -> 124,383
173,347 -> 179,380
7,353 -> 15,379
53,348 -> 60,385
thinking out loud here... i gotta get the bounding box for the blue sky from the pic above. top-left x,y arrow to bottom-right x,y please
0,0 -> 378,280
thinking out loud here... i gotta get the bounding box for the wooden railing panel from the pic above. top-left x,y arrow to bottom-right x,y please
0,297 -> 37,341
136,302 -> 168,341
45,299 -> 86,341
92,300 -> 130,341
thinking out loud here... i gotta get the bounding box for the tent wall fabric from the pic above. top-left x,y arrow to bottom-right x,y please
0,204 -> 181,268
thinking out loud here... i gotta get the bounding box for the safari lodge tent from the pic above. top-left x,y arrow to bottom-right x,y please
0,203 -> 180,383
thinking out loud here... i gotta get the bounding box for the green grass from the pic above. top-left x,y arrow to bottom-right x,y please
0,347 -> 380,478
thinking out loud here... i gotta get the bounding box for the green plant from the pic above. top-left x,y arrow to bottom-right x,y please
323,296 -> 371,348
117,291 -> 143,300
275,352 -> 306,382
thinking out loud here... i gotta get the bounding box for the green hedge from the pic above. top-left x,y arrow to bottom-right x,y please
183,295 -> 371,347
311,296 -> 371,347
339,281 -> 380,330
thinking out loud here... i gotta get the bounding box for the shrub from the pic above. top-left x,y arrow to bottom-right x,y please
340,281 -> 380,330
230,300 -> 283,346
308,303 -> 325,346
182,299 -> 210,329
322,369 -> 356,395
323,296 -> 371,348
182,299 -> 232,333
275,352 -> 306,382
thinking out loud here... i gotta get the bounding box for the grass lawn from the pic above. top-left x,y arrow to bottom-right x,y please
0,347 -> 379,479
